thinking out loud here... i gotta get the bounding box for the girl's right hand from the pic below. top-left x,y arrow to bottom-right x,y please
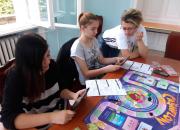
103,64 -> 121,73
50,110 -> 75,124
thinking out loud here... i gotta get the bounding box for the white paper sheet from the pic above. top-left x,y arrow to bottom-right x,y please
121,60 -> 133,69
85,79 -> 127,96
121,60 -> 153,75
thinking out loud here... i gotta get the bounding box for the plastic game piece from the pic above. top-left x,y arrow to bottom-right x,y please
149,112 -> 153,116
87,123 -> 99,130
74,127 -> 81,130
148,97 -> 152,101
96,121 -> 105,129
148,93 -> 151,97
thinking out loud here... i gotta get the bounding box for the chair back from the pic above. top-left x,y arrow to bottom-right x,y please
0,59 -> 15,103
164,32 -> 180,60
96,15 -> 103,38
56,37 -> 81,91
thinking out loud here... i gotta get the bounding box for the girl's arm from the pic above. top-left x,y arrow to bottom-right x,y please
120,49 -> 140,59
135,31 -> 148,58
14,110 -> 75,129
98,55 -> 124,65
74,57 -> 120,79
60,89 -> 86,100
137,39 -> 148,58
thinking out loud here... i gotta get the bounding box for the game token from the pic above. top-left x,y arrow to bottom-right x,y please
148,97 -> 152,101
74,127 -> 81,130
149,112 -> 153,116
87,123 -> 99,130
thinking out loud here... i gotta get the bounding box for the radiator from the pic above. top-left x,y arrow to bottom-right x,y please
0,35 -> 19,66
147,31 -> 168,52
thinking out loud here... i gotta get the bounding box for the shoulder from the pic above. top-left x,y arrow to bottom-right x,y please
103,25 -> 122,38
71,39 -> 83,50
71,38 -> 84,56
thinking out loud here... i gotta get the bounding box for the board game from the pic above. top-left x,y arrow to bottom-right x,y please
84,71 -> 180,130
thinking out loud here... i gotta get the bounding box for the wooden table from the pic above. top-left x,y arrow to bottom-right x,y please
48,54 -> 180,130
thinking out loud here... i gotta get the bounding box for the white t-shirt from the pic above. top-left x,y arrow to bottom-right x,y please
102,25 -> 147,51
71,38 -> 102,85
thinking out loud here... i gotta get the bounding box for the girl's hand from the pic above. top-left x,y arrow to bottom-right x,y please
72,89 -> 86,100
135,32 -> 143,42
50,110 -> 75,124
114,57 -> 125,65
103,64 -> 121,73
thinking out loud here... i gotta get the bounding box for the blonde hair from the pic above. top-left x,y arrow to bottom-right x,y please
121,8 -> 143,27
78,12 -> 98,27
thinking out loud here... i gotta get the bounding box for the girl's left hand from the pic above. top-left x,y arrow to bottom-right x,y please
72,89 -> 86,100
115,57 -> 125,65
135,32 -> 143,42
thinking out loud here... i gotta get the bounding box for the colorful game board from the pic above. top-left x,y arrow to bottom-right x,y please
84,71 -> 180,130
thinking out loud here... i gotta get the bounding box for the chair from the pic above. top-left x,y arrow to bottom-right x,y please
0,59 -> 15,123
56,38 -> 85,92
96,15 -> 103,38
164,32 -> 180,60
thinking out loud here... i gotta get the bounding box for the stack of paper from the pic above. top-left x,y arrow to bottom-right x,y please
85,79 -> 127,96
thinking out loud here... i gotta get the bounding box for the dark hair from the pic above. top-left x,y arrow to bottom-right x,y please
121,8 -> 143,27
15,33 -> 48,101
78,12 -> 98,27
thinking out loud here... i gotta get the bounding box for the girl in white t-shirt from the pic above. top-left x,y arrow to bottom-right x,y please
103,8 -> 148,59
71,12 -> 124,85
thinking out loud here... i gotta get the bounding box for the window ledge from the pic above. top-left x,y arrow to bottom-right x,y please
54,23 -> 79,29
0,23 -> 38,37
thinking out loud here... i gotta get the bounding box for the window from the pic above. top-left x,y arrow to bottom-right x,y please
39,0 -> 48,21
37,0 -> 84,28
0,0 -> 15,25
54,0 -> 77,25
0,0 -> 83,36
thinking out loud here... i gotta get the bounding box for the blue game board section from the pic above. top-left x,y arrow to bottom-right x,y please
99,107 -> 125,129
84,71 -> 180,130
